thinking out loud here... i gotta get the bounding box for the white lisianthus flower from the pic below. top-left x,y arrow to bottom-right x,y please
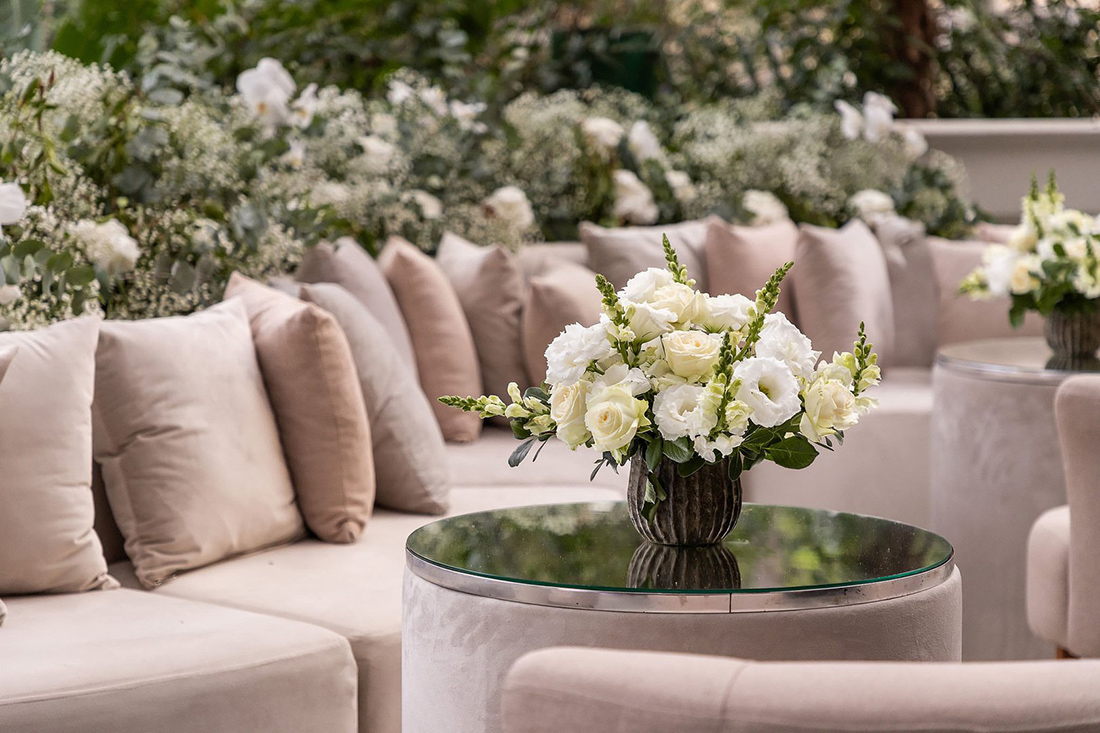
694,434 -> 740,463
0,284 -> 21,305
742,190 -> 789,225
733,356 -> 801,428
662,330 -> 723,382
281,139 -> 306,168
648,282 -> 709,325
620,267 -> 674,304
897,124 -> 928,159
862,91 -> 897,143
653,384 -> 718,441
483,186 -> 535,230
981,244 -> 1019,298
704,293 -> 753,332
849,189 -> 896,225
665,170 -> 697,203
357,135 -> 396,170
550,380 -> 591,449
627,121 -> 663,162
289,83 -> 318,129
236,58 -> 296,128
544,321 -> 615,386
409,190 -> 443,220
584,383 -> 650,457
800,372 -> 861,442
70,219 -> 140,276
0,182 -> 28,233
612,170 -> 659,225
626,301 -> 678,342
834,100 -> 863,140
755,313 -> 820,380
581,116 -> 624,151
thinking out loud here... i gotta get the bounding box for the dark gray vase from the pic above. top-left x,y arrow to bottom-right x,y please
627,542 -> 741,591
1045,310 -> 1100,358
626,456 -> 742,546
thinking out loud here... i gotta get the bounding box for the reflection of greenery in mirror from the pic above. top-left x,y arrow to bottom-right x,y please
407,503 -> 952,594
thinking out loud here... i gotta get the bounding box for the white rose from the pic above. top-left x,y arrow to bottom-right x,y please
849,189 -> 896,225
755,313 -> 820,380
862,91 -> 897,143
551,380 -> 590,449
653,384 -> 717,441
626,301 -> 677,342
666,170 -> 696,203
1010,255 -> 1041,295
289,83 -> 318,129
662,330 -> 723,382
742,190 -> 789,226
705,293 -> 753,332
590,364 -> 651,397
544,321 -> 615,387
357,135 -> 396,170
800,376 -> 860,442
409,190 -> 443,220
1007,224 -> 1039,254
236,58 -> 296,128
612,170 -> 659,225
733,356 -> 802,428
620,267 -> 674,304
648,282 -> 708,325
0,182 -> 28,230
1064,237 -> 1091,261
627,121 -> 663,162
483,186 -> 535,231
581,116 -> 624,150
0,284 -> 21,306
584,384 -> 650,457
70,219 -> 140,276
834,100 -> 862,140
981,245 -> 1018,298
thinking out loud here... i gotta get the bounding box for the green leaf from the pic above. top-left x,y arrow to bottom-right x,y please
644,478 -> 657,505
741,427 -> 776,450
662,436 -> 693,463
66,266 -> 97,287
47,251 -> 73,272
510,421 -> 532,440
523,386 -> 549,403
766,436 -> 819,470
12,239 -> 44,260
727,450 -> 744,482
508,438 -> 535,468
644,438 -> 663,472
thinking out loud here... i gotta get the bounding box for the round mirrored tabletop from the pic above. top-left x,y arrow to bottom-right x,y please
406,502 -> 954,613
937,337 -> 1100,383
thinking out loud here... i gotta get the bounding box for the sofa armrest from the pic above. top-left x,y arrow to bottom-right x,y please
502,647 -> 1100,733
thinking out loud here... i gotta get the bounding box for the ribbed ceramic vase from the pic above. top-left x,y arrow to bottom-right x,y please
626,456 -> 742,546
627,542 -> 741,590
1044,309 -> 1100,358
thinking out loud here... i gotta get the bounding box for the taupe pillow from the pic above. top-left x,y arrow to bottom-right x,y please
381,236 -> 483,443
580,218 -> 715,291
225,273 -> 375,543
301,283 -> 450,514
0,319 -> 116,594
794,221 -> 896,363
93,300 -> 306,588
297,237 -> 418,377
436,232 -> 529,396
0,599 -> 5,626
523,261 -> 604,385
705,218 -> 798,320
874,216 -> 939,367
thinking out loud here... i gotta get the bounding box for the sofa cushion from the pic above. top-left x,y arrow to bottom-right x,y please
516,242 -> 588,278
794,220 -> 896,365
109,485 -> 622,733
225,273 -> 375,543
523,261 -> 603,385
297,237 -> 418,376
94,300 -> 305,589
381,236 -> 483,443
0,589 -> 357,733
1026,505 -> 1070,650
874,216 -> 939,368
0,319 -> 116,595
301,283 -> 450,514
704,218 -> 798,319
436,232 -> 529,395
580,218 -> 713,290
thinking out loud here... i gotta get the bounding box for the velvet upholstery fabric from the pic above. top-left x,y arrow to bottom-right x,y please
436,232 -> 529,395
1027,505 -> 1070,650
515,242 -> 588,278
704,218 -> 798,319
300,283 -> 451,514
793,220 -> 895,365
93,300 -> 305,588
0,319 -> 116,594
225,273 -> 375,543
381,236 -> 483,443
580,218 -> 713,290
296,237 -> 418,375
0,590 -> 357,733
875,216 -> 939,367
522,261 -> 603,385
502,648 -> 1100,733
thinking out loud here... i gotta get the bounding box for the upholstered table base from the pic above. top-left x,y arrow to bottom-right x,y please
402,566 -> 962,733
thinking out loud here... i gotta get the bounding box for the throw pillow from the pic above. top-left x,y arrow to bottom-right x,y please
93,299 -> 306,588
874,216 -> 939,367
301,283 -> 450,514
0,319 -> 117,594
225,273 -> 375,543
580,217 -> 715,291
381,236 -> 482,443
296,237 -> 418,376
523,260 -> 604,385
704,218 -> 799,319
794,220 -> 896,364
436,232 -> 529,395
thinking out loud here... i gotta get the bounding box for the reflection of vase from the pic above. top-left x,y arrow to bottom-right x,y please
1045,353 -> 1100,372
626,456 -> 742,546
1044,310 -> 1100,358
628,542 -> 741,591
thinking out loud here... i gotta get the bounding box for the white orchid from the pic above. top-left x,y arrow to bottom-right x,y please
862,92 -> 898,143
834,100 -> 863,140
627,121 -> 663,162
289,83 -> 318,129
236,58 -> 296,129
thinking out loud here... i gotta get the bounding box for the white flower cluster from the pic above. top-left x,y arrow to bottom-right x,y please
835,92 -> 928,158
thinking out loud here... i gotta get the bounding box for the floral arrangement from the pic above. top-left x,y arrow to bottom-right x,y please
443,237 -> 880,518
960,176 -> 1100,325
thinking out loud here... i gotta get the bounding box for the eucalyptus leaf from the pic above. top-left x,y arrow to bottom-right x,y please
66,266 -> 97,287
